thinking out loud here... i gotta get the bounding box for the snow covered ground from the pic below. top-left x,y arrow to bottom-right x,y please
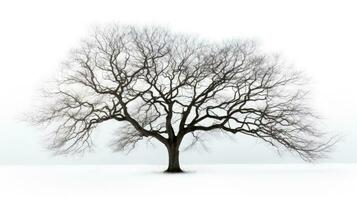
0,164 -> 356,200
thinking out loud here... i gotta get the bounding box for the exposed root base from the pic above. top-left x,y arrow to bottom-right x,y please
164,169 -> 184,173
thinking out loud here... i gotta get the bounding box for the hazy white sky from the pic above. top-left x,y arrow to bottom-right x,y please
0,0 -> 356,164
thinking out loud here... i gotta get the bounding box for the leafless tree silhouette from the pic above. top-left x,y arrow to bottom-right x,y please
29,24 -> 335,172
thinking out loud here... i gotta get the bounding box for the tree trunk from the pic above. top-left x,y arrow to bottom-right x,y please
165,143 -> 183,173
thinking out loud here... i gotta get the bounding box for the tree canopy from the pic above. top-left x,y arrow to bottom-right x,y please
29,24 -> 335,172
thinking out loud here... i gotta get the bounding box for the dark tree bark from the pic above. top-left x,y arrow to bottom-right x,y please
165,140 -> 182,173
27,24 -> 336,172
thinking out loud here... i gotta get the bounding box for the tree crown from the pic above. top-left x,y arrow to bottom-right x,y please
29,24 -> 335,161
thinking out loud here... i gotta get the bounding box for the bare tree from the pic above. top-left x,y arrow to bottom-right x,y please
29,24 -> 335,172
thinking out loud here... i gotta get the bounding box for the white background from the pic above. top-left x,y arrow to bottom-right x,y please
1,0 -> 356,199
0,0 -> 356,165
0,164 -> 356,200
